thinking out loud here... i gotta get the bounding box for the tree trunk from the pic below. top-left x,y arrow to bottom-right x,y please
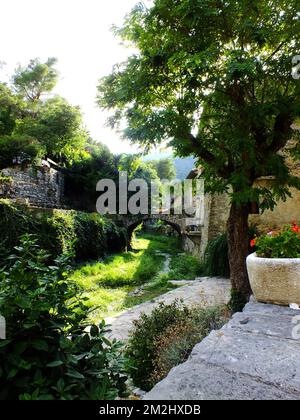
227,201 -> 252,299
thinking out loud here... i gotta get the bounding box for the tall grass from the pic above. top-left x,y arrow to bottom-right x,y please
204,234 -> 230,278
68,234 -> 178,320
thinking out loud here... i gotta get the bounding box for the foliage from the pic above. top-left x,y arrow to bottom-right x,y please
15,97 -> 88,164
150,306 -> 228,387
252,222 -> 300,258
0,200 -> 126,267
125,301 -> 228,391
65,139 -> 119,211
69,234 -> 183,322
0,58 -> 89,167
228,289 -> 249,314
148,158 -> 176,181
0,235 -> 128,400
204,234 -> 230,278
12,58 -> 59,104
118,154 -> 160,182
0,83 -> 22,136
98,0 -> 300,297
167,253 -> 204,280
0,135 -> 44,169
125,301 -> 190,390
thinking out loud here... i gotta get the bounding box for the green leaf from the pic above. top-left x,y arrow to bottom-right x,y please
7,368 -> 18,379
66,369 -> 84,380
32,339 -> 49,351
46,360 -> 64,368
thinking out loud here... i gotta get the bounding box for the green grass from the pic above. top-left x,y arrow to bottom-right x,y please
166,254 -> 204,280
69,233 -> 203,322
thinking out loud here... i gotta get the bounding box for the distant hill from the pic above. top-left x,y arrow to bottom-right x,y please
143,153 -> 196,180
174,157 -> 196,180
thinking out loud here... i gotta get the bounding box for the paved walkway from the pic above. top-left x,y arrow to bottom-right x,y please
105,277 -> 231,341
144,301 -> 300,400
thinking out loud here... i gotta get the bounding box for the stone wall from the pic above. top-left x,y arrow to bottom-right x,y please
0,160 -> 64,208
183,172 -> 300,259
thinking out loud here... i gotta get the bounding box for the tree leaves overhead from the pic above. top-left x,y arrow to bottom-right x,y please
98,0 -> 300,205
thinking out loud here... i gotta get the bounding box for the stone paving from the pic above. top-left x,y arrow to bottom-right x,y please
105,277 -> 231,341
144,301 -> 300,400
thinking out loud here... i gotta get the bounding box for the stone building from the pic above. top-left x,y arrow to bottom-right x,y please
0,159 -> 64,208
185,136 -> 300,258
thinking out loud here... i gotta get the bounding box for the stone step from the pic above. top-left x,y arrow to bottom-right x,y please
144,302 -> 300,400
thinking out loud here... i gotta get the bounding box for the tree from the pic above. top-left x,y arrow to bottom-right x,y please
65,139 -> 119,210
98,0 -> 300,301
15,96 -> 88,164
12,57 -> 58,104
0,83 -> 23,136
148,158 -> 176,180
0,135 -> 44,169
0,58 -> 88,168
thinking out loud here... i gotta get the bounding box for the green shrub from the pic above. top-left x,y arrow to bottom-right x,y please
0,135 -> 44,169
167,254 -> 204,280
150,306 -> 227,387
0,199 -> 38,262
0,200 -> 127,267
125,301 -> 228,391
125,301 -> 190,391
204,233 -> 230,278
0,235 -> 128,400
41,210 -> 77,256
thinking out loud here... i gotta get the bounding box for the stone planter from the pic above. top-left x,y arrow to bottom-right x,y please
246,252 -> 300,306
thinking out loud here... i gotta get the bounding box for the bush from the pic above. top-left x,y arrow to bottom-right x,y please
251,222 -> 300,258
150,306 -> 227,387
0,200 -> 127,267
204,233 -> 230,278
125,301 -> 228,391
0,235 -> 128,400
0,135 -> 44,169
167,254 -> 204,280
125,301 -> 189,391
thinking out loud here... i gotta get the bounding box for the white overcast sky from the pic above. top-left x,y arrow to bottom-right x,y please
0,0 -> 155,154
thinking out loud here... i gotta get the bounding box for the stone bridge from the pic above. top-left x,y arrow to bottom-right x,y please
111,213 -> 204,254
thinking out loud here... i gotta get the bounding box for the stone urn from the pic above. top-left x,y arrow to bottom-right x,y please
246,252 -> 300,306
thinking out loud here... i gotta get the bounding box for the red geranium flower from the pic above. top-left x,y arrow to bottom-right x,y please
250,239 -> 256,248
292,225 -> 300,233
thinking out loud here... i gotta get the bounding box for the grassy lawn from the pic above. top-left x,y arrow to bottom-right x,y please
69,233 -> 203,322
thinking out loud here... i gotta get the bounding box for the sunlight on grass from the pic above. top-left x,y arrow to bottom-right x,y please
69,233 -> 203,322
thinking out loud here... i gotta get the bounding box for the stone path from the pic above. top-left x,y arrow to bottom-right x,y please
105,277 -> 231,341
144,301 -> 300,400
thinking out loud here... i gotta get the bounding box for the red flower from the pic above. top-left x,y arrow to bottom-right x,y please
250,239 -> 256,248
292,225 -> 300,233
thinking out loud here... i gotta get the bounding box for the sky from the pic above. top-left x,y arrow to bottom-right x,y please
0,0 -> 155,154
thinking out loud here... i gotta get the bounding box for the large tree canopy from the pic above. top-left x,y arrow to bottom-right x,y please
0,58 -> 89,166
12,57 -> 58,103
98,0 -> 300,300
15,96 -> 88,163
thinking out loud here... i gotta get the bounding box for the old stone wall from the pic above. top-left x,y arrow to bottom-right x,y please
0,160 -> 64,208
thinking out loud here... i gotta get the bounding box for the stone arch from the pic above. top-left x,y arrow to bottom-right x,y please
126,215 -> 182,249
